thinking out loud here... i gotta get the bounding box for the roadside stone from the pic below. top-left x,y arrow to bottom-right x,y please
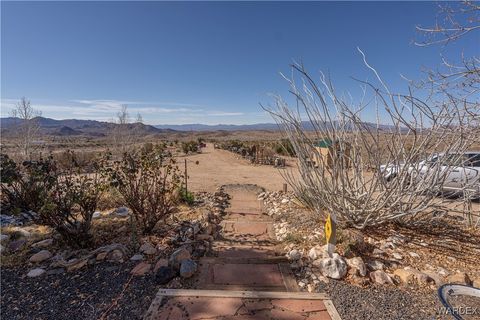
130,254 -> 144,261
367,260 -> 385,271
154,258 -> 169,272
392,252 -> 403,260
346,257 -> 367,277
422,270 -> 443,286
169,247 -> 191,269
114,206 -> 129,217
380,242 -> 395,250
370,270 -> 394,285
394,268 -> 415,284
155,266 -> 178,284
179,259 -> 197,278
29,250 -> 52,263
27,268 -> 46,277
0,234 -> 9,243
131,262 -> 151,276
314,253 -> 347,279
139,242 -> 157,255
287,249 -> 302,261
8,239 -> 26,252
31,238 -> 53,248
308,245 -> 328,260
408,252 -> 420,258
107,249 -> 124,263
66,258 -> 88,272
447,272 -> 472,285
96,252 -> 108,261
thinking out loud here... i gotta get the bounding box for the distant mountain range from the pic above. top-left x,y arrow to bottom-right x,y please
0,116 -> 399,137
1,117 -> 174,137
154,121 -> 397,132
154,123 -> 282,131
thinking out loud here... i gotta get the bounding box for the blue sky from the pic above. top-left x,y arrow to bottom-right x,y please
1,1 -> 477,125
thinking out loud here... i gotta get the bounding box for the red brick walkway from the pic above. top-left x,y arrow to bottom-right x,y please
144,186 -> 339,320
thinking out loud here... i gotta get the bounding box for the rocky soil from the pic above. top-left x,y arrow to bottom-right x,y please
0,188 -> 230,319
259,190 -> 480,319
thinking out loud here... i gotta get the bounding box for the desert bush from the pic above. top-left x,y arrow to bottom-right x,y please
181,141 -> 199,154
274,139 -> 296,157
178,187 -> 195,206
1,154 -> 56,214
103,146 -> 184,234
39,169 -> 103,248
52,149 -> 98,171
1,152 -> 104,247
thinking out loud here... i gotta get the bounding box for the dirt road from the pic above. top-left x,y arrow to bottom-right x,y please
180,144 -> 298,192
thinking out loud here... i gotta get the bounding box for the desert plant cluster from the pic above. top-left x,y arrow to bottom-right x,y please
1,145 -> 188,248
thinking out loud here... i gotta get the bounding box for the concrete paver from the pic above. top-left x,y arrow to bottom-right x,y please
145,186 -> 336,320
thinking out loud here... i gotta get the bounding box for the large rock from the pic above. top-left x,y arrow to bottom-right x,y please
155,266 -> 178,284
308,245 -> 329,261
154,258 -> 169,272
107,249 -> 125,263
447,272 -> 472,285
130,254 -> 144,261
114,207 -> 129,217
139,242 -> 157,255
313,253 -> 347,279
131,262 -> 151,276
169,247 -> 191,269
287,249 -> 302,261
27,268 -> 46,277
29,250 -> 52,263
66,258 -> 88,272
366,260 -> 385,271
0,234 -> 9,243
8,239 -> 26,252
31,239 -> 53,248
370,270 -> 394,285
346,257 -> 367,277
179,259 -> 197,278
393,268 -> 416,284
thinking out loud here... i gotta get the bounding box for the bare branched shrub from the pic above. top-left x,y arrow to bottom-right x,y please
265,60 -> 479,229
103,147 -> 183,234
414,1 -> 479,102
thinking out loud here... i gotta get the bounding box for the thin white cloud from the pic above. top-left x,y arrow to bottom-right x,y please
209,112 -> 244,116
1,98 -> 253,124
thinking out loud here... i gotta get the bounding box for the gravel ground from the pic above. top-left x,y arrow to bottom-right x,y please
1,262 -> 159,320
320,280 -> 453,320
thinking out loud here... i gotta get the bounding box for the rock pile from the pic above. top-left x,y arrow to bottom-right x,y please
0,211 -> 38,226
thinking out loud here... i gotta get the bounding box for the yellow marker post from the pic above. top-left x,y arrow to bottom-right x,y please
325,213 -> 337,256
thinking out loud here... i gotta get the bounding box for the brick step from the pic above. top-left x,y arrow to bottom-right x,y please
144,289 -> 339,320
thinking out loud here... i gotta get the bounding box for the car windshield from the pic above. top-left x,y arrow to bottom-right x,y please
465,154 -> 480,167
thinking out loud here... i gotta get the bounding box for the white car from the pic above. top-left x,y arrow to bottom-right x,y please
380,152 -> 480,199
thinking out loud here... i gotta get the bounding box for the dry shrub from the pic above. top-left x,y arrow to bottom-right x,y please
103,146 -> 184,234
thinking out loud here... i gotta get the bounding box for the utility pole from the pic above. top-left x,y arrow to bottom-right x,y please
184,158 -> 188,197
